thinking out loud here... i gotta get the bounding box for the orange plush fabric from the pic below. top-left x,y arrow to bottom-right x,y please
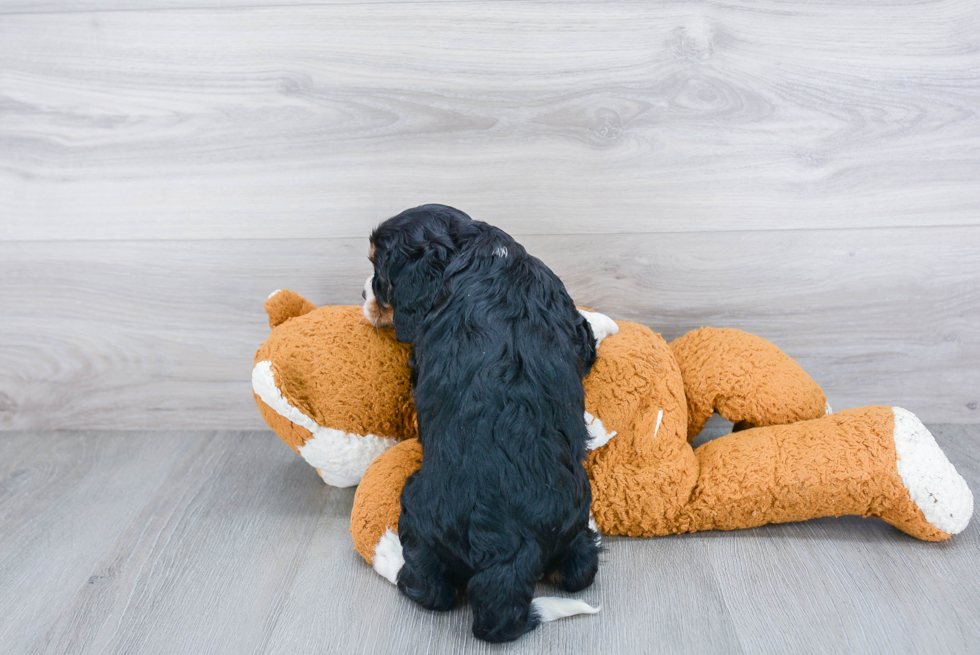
351,439 -> 424,559
671,327 -> 828,440
251,291 -> 972,565
254,299 -> 417,448
683,406 -> 947,541
580,321 -> 698,538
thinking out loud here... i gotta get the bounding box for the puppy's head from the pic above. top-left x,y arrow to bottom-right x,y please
363,204 -> 472,343
361,271 -> 394,330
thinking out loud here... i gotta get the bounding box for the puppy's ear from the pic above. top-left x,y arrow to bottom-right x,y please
392,241 -> 451,343
572,310 -> 597,377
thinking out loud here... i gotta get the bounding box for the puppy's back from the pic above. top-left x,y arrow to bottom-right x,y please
398,225 -> 598,641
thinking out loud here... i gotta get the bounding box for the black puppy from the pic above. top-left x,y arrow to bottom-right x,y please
363,205 -> 603,642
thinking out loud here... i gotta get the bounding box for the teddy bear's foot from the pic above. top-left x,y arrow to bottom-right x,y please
885,407 -> 973,539
577,309 -> 619,348
372,528 -> 405,584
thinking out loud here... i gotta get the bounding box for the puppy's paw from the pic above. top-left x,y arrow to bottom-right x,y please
577,309 -> 619,348
584,411 -> 616,451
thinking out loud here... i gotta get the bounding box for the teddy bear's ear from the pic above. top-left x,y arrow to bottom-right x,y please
264,289 -> 317,328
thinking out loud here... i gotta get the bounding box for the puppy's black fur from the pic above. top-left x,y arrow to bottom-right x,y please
369,205 -> 600,642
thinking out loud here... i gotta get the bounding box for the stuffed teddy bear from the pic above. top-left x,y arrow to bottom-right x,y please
252,289 -> 973,582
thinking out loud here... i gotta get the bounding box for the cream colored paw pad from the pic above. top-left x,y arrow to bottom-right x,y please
892,407 -> 973,535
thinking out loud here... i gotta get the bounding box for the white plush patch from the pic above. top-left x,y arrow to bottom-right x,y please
299,431 -> 399,487
577,309 -> 619,349
493,245 -> 508,258
373,528 -> 405,585
584,411 -> 617,451
892,407 -> 973,535
267,288 -> 282,299
532,597 -> 601,623
251,360 -> 398,487
825,402 -> 833,415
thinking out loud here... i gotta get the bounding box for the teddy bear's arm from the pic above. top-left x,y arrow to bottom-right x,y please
670,327 -> 828,442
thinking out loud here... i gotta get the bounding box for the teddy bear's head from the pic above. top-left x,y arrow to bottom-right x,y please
252,290 -> 417,486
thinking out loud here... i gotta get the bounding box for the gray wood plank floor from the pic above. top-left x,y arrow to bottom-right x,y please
1,427 -> 977,655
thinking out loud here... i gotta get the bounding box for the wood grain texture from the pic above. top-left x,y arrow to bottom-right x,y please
1,0 -> 978,428
0,0 -> 469,12
1,226 -> 978,430
0,431 -> 201,655
32,434 -> 335,655
708,424 -> 980,654
1,1 -> 978,240
0,428 -> 977,654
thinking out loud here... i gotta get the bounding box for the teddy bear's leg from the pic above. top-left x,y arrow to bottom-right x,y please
677,406 -> 972,541
670,327 -> 829,441
584,321 -> 701,537
350,439 -> 422,570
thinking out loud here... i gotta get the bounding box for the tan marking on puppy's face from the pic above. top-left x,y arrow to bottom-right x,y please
362,274 -> 394,328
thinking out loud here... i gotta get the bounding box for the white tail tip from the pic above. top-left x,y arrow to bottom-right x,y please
532,597 -> 601,623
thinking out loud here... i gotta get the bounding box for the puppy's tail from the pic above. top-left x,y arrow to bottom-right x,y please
531,597 -> 601,623
473,597 -> 599,642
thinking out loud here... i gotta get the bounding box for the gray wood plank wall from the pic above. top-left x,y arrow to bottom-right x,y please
2,1 -> 979,429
